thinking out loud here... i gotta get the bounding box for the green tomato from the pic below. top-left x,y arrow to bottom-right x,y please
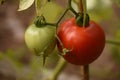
25,23 -> 56,56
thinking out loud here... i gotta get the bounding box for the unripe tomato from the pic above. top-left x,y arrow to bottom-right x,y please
25,24 -> 56,56
57,18 -> 105,65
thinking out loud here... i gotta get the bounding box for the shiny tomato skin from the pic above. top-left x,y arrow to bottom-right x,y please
57,18 -> 105,65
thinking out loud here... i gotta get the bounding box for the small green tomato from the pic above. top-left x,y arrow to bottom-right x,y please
25,23 -> 56,56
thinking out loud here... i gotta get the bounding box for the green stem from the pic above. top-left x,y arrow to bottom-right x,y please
56,0 -> 79,27
79,0 -> 83,12
68,0 -> 79,17
46,23 -> 57,26
35,0 -> 79,27
56,9 -> 69,27
80,1 -> 89,80
106,39 -> 120,45
50,58 -> 67,80
83,0 -> 87,27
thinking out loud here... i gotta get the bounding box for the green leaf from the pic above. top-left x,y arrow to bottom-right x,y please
18,0 -> 35,11
35,0 -> 47,15
114,0 -> 120,7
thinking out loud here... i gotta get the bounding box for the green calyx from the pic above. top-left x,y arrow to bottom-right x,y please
34,16 -> 56,27
76,13 -> 90,27
34,16 -> 46,27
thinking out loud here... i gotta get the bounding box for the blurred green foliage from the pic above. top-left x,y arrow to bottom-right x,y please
0,47 -> 60,80
88,1 -> 113,22
111,31 -> 120,65
114,0 -> 120,7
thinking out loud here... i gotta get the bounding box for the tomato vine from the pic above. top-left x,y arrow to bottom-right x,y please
20,0 -> 120,80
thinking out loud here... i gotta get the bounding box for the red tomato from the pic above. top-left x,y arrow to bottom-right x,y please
57,18 -> 105,65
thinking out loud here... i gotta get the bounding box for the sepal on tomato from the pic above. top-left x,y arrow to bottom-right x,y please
34,16 -> 46,27
76,13 -> 90,27
56,35 -> 72,55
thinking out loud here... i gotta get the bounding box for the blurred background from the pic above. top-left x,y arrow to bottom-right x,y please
0,0 -> 120,80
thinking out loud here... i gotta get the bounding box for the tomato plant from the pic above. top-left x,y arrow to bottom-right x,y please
11,0 -> 120,79
57,18 -> 105,65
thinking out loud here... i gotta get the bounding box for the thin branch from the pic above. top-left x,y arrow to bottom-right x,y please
56,9 -> 69,27
83,0 -> 87,27
79,0 -> 83,12
106,39 -> 120,45
68,0 -> 79,16
81,65 -> 89,80
50,58 -> 67,80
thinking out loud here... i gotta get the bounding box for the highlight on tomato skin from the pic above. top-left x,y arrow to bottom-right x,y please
57,18 -> 105,65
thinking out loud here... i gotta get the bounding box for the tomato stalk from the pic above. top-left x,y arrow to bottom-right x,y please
79,0 -> 83,13
76,13 -> 89,27
34,0 -> 90,27
81,0 -> 89,80
48,58 -> 67,80
46,23 -> 56,26
68,0 -> 79,17
81,66 -> 89,80
34,16 -> 56,27
106,39 -> 120,45
75,0 -> 89,27
81,65 -> 89,80
82,0 -> 87,27
56,0 -> 79,26
34,0 -> 85,27
56,8 -> 69,27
